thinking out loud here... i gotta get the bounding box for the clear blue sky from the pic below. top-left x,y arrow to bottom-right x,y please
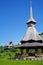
0,0 -> 43,46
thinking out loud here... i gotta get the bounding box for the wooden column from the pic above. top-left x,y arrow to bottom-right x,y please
20,48 -> 23,54
35,49 -> 38,53
26,48 -> 29,53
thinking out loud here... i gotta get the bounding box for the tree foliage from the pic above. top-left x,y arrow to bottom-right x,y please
0,46 -> 4,53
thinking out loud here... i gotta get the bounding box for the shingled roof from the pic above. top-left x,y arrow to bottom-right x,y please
15,4 -> 43,48
15,42 -> 43,48
22,26 -> 43,41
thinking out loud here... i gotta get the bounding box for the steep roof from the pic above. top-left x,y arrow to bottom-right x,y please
15,4 -> 43,48
22,26 -> 43,41
40,35 -> 43,40
21,4 -> 43,42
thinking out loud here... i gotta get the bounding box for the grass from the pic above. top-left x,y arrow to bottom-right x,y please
0,59 -> 43,65
0,47 -> 43,65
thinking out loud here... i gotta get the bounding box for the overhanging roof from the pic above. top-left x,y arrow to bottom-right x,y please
15,42 -> 43,48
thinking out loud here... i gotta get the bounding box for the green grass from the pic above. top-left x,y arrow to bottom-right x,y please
0,47 -> 43,65
0,59 -> 43,65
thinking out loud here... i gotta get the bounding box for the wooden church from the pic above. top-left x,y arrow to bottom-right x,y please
15,4 -> 43,57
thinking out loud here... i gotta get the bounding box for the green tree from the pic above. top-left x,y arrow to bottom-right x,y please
0,46 -> 4,53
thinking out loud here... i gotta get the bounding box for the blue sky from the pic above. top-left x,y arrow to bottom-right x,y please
0,0 -> 43,46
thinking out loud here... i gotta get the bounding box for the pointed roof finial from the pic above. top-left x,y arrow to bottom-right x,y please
27,1 -> 36,24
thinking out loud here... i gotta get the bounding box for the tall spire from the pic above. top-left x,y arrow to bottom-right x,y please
27,1 -> 36,24
30,1 -> 33,19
